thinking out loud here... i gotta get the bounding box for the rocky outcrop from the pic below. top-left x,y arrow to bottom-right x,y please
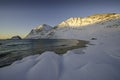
11,36 -> 22,39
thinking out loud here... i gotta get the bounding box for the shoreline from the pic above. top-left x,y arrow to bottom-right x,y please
53,40 -> 89,54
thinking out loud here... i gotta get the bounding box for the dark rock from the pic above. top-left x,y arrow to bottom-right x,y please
91,38 -> 97,40
11,36 -> 22,39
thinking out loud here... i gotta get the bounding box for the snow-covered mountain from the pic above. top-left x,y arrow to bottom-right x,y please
45,13 -> 120,39
25,24 -> 52,39
25,13 -> 120,39
55,13 -> 120,28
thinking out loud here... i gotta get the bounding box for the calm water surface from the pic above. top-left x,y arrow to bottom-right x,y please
0,39 -> 88,67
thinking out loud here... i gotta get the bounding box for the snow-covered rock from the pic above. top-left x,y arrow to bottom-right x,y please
25,24 -> 52,39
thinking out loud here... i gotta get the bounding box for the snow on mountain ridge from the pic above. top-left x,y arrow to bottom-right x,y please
33,24 -> 52,31
56,13 -> 120,28
56,17 -> 82,28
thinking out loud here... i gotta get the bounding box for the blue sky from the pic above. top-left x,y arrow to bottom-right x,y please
0,0 -> 120,39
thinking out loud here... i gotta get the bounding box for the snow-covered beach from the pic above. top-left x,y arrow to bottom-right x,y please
0,13 -> 120,80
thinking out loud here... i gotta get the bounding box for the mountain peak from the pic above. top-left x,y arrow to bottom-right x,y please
25,24 -> 52,39
56,17 -> 82,28
33,24 -> 52,30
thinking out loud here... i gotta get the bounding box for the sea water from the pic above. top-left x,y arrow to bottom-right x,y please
0,39 -> 88,67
